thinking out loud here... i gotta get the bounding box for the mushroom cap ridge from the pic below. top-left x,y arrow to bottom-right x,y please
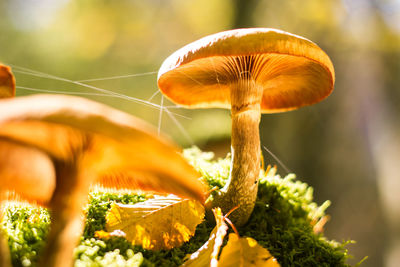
158,28 -> 335,113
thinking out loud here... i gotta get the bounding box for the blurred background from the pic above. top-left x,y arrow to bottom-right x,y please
0,0 -> 399,266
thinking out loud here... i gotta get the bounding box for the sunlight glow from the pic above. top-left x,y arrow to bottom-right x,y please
6,0 -> 70,30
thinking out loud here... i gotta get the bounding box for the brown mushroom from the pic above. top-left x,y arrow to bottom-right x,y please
0,94 -> 205,267
158,28 -> 335,226
0,64 -> 15,98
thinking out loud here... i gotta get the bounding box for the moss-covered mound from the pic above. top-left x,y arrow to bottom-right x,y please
1,147 -> 354,266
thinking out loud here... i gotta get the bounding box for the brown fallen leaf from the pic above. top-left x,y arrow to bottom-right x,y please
218,234 -> 280,267
182,208 -> 228,267
105,195 -> 204,250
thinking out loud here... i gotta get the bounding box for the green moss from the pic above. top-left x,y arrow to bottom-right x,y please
242,173 -> 349,267
1,147 -> 356,266
74,238 -> 143,267
185,147 -> 352,266
2,204 -> 50,267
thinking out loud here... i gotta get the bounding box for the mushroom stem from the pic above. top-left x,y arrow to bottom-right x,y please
41,160 -> 92,267
213,78 -> 263,226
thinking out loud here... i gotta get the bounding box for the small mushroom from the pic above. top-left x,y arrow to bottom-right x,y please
158,28 -> 335,226
0,94 -> 205,267
0,64 -> 15,98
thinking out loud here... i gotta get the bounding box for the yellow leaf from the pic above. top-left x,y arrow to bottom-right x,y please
105,195 -> 204,250
182,208 -> 228,267
218,234 -> 280,267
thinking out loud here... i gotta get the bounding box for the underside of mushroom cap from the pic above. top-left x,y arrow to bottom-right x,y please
158,28 -> 335,113
0,64 -> 16,98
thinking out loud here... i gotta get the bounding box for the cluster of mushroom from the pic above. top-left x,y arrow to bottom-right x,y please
0,27 -> 335,267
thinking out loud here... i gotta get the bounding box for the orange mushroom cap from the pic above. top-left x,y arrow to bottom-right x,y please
0,94 -> 205,203
0,64 -> 16,98
158,28 -> 335,113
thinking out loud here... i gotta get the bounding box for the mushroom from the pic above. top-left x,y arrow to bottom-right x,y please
0,94 -> 205,267
0,64 -> 15,98
157,28 -> 335,226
